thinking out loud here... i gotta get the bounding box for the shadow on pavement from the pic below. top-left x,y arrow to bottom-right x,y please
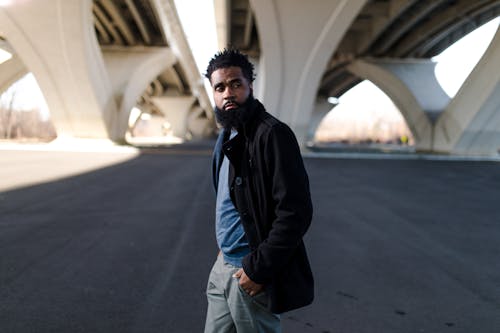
1,149 -> 500,332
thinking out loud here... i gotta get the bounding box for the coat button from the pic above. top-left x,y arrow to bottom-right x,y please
235,177 -> 242,185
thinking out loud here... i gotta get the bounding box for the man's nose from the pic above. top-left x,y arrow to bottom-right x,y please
223,87 -> 235,99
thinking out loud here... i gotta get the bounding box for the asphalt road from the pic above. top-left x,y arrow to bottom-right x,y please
1,146 -> 499,332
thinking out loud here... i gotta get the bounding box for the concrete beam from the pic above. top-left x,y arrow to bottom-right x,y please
97,0 -> 136,45
373,58 -> 450,118
125,0 -> 152,45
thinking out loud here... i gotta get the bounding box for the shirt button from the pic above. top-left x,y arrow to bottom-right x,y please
235,177 -> 242,185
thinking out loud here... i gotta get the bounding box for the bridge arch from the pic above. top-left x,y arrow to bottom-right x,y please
313,80 -> 415,147
346,59 -> 440,151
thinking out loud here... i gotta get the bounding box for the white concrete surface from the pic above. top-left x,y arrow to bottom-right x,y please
0,0 -> 116,139
250,0 -> 367,144
435,26 -> 500,155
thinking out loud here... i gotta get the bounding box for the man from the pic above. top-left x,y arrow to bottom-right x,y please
204,49 -> 314,333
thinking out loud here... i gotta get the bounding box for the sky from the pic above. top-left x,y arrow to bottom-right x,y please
173,0 -> 218,104
433,17 -> 500,97
173,0 -> 218,74
0,48 -> 11,63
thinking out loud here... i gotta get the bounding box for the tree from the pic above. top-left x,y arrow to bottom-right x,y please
0,88 -> 17,139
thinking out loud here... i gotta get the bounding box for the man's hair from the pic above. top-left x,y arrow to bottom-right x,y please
205,49 -> 255,83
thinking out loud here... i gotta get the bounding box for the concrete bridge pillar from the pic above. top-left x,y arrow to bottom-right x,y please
434,26 -> 500,156
102,48 -> 176,141
187,105 -> 216,139
151,95 -> 196,139
250,0 -> 367,145
348,32 -> 500,157
0,0 -> 117,139
374,59 -> 450,122
308,97 -> 334,143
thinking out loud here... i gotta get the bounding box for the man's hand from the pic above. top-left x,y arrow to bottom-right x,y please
233,268 -> 263,296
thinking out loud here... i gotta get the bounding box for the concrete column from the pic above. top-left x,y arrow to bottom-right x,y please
187,105 -> 216,139
307,97 -> 334,143
102,47 -> 176,140
434,26 -> 500,156
347,59 -> 441,151
250,0 -> 367,145
0,0 -> 117,139
375,59 -> 450,121
249,0 -> 282,117
0,55 -> 27,93
151,95 -> 196,138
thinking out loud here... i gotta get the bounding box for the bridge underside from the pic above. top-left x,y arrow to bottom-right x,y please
0,0 -> 215,143
2,0 -> 500,155
218,0 -> 500,155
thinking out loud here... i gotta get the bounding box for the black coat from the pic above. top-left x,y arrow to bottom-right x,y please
212,99 -> 314,314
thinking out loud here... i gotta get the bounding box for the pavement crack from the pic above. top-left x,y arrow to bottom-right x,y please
336,290 -> 359,300
395,310 -> 407,316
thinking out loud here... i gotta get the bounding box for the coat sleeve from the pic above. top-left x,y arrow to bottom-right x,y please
242,122 -> 313,284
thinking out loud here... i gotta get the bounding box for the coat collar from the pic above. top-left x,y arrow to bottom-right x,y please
213,98 -> 265,179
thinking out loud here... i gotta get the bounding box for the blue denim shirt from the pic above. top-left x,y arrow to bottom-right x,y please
215,130 -> 250,267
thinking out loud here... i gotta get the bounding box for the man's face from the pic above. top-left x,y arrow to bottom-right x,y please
210,66 -> 252,111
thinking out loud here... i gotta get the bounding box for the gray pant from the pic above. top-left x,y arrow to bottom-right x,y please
204,255 -> 281,333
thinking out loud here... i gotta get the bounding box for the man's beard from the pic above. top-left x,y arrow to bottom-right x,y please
214,94 -> 254,130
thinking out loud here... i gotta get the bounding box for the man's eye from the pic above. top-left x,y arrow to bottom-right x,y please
232,82 -> 241,88
215,86 -> 224,92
